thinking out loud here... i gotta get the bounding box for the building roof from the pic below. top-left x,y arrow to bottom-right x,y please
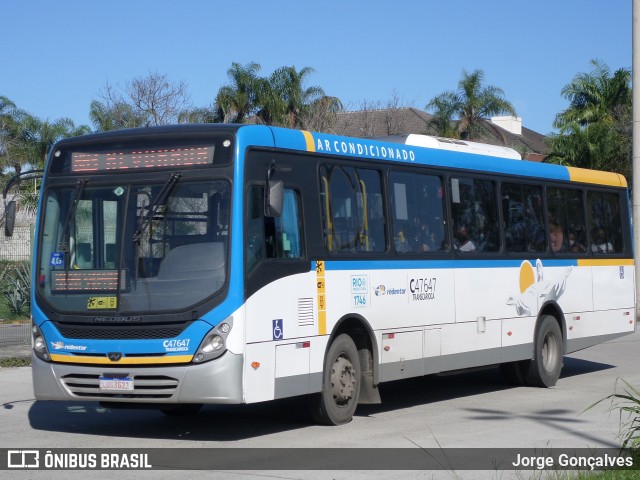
333,108 -> 550,161
334,107 -> 434,138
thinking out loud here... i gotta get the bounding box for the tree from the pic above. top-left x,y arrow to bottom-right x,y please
92,72 -> 191,130
0,96 -> 90,217
214,62 -> 339,129
0,96 -> 29,175
1,97 -> 89,174
257,66 -> 325,128
554,60 -> 631,128
426,94 -> 459,138
215,62 -> 262,123
427,69 -> 516,139
298,95 -> 343,133
547,60 -> 631,181
89,99 -> 146,131
177,105 -> 224,124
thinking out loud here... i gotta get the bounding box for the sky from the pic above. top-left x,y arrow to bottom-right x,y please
1,0 -> 632,136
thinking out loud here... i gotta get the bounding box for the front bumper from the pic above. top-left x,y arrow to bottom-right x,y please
32,351 -> 244,404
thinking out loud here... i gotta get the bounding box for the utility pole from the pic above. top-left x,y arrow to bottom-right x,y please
634,0 -> 640,317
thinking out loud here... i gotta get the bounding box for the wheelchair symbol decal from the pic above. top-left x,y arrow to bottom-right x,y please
272,319 -> 283,340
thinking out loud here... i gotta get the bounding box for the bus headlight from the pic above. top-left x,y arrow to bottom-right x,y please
203,335 -> 224,353
192,317 -> 233,364
32,322 -> 51,362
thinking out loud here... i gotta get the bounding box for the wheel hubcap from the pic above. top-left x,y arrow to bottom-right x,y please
541,331 -> 558,372
330,355 -> 356,405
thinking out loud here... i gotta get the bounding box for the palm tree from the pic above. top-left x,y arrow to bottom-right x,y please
554,60 -> 631,128
177,105 -> 224,124
0,98 -> 90,214
426,94 -> 459,138
89,100 -> 147,131
26,116 -> 91,168
257,66 -> 325,128
0,99 -> 36,176
427,69 -> 516,139
548,60 -> 631,181
215,62 -> 261,123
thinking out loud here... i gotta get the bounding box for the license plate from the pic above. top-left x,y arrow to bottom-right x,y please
99,376 -> 134,391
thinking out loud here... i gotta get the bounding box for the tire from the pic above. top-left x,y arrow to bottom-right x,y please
160,403 -> 203,416
525,315 -> 563,387
309,334 -> 361,425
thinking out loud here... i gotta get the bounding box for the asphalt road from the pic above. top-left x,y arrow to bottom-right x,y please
1,330 -> 640,479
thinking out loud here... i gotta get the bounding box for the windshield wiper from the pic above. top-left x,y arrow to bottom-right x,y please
132,173 -> 181,244
58,179 -> 87,253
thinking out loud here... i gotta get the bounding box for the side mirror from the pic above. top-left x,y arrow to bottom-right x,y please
265,180 -> 283,217
5,200 -> 16,237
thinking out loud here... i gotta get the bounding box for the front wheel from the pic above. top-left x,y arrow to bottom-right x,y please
309,334 -> 361,425
526,315 -> 563,387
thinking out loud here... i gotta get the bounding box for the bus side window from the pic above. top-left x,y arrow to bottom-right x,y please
588,191 -> 623,254
390,171 -> 447,253
320,165 -> 386,253
547,187 -> 586,254
450,178 -> 500,253
502,183 -> 545,253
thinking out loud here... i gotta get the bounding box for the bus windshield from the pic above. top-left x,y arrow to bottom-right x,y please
37,178 -> 231,315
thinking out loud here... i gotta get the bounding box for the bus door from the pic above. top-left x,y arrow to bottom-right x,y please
243,150 -> 314,401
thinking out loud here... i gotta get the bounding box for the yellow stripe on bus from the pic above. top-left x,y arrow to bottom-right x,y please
50,354 -> 193,365
577,258 -> 634,267
567,167 -> 627,188
301,130 -> 316,152
316,260 -> 327,335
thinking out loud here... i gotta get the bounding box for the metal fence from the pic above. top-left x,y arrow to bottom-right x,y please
0,225 -> 33,262
0,222 -> 33,348
0,321 -> 31,346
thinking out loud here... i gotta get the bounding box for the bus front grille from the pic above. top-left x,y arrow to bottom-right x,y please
53,322 -> 191,340
61,373 -> 179,399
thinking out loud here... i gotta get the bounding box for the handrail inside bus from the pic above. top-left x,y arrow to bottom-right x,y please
359,179 -> 369,251
322,176 -> 333,251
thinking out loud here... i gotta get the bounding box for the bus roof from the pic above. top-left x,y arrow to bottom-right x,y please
50,124 -> 627,189
266,126 -> 627,188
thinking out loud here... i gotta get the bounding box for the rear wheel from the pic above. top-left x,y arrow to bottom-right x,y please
309,334 -> 361,425
525,315 -> 563,387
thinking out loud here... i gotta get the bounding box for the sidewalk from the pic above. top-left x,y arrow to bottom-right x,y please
0,343 -> 31,360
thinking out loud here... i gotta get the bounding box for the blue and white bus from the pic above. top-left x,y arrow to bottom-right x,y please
24,124 -> 635,425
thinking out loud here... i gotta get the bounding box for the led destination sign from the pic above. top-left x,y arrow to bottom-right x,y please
70,145 -> 215,172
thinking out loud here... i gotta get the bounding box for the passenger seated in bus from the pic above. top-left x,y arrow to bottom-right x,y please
568,231 -> 586,253
549,221 -> 564,253
411,218 -> 435,252
591,228 -> 614,253
394,228 -> 410,252
455,225 -> 476,252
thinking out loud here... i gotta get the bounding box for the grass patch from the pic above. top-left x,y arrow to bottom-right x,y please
580,471 -> 640,479
0,357 -> 30,367
0,260 -> 30,322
